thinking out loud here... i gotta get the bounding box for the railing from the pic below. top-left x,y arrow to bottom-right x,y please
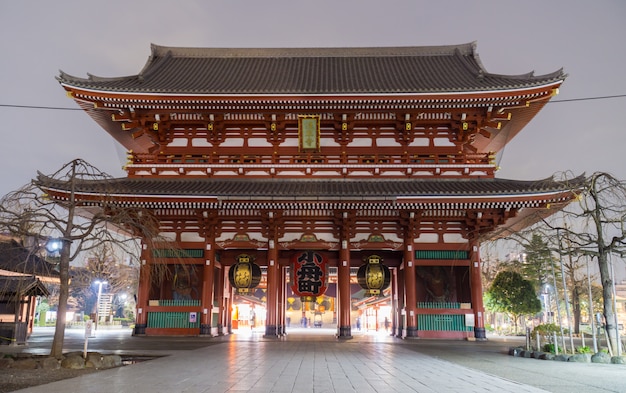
125,151 -> 495,178
418,314 -> 473,332
417,302 -> 461,309
414,250 -> 469,260
152,299 -> 200,307
146,299 -> 201,329
128,152 -> 492,167
147,311 -> 200,329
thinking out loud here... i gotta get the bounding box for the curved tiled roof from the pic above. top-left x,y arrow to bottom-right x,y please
0,240 -> 59,278
36,175 -> 584,200
0,276 -> 50,297
57,42 -> 565,95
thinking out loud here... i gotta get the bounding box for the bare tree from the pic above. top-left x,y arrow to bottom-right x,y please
486,172 -> 626,354
560,172 -> 626,354
70,244 -> 139,318
0,159 -> 167,358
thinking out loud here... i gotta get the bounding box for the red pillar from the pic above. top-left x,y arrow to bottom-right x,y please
200,242 -> 215,335
394,269 -> 406,338
278,265 -> 286,335
337,241 -> 352,338
404,244 -> 418,338
224,275 -> 234,335
133,242 -> 151,335
265,242 -> 279,337
216,265 -> 225,335
470,240 -> 486,340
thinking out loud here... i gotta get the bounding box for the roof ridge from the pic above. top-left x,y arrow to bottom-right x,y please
149,42 -> 477,59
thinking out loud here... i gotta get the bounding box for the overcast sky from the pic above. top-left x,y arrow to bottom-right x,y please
1,0 -> 625,199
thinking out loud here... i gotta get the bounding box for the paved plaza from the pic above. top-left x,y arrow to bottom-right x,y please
2,327 -> 625,392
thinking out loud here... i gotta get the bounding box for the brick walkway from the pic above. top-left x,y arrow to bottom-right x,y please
10,328 -> 548,393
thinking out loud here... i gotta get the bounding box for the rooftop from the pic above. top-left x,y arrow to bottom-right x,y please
58,42 -> 565,95
36,175 -> 583,200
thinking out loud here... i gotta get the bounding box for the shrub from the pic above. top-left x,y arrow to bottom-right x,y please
532,323 -> 568,341
576,346 -> 591,354
543,343 -> 555,353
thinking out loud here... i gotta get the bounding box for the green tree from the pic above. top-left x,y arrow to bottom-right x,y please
521,234 -> 553,290
485,270 -> 542,334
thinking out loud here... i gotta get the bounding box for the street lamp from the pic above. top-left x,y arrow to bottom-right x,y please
45,238 -> 64,254
45,237 -> 72,261
94,280 -> 108,330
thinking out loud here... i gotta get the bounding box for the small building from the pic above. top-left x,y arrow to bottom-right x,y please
0,239 -> 56,344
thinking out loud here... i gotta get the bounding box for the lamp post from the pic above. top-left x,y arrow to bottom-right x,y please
94,280 -> 108,330
45,238 -> 64,254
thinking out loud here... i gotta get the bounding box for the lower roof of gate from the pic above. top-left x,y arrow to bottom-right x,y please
36,174 -> 584,200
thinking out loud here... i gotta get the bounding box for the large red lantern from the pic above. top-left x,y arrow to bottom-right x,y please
357,254 -> 391,296
290,251 -> 328,300
228,254 -> 262,294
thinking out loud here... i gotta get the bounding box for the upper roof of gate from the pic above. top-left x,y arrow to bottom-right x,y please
57,42 -> 565,95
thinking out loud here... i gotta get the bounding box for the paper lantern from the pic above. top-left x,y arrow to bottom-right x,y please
290,251 -> 328,300
228,254 -> 261,294
357,254 -> 391,296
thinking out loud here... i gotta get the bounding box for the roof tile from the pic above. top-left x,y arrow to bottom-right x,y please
37,176 -> 583,199
58,43 -> 565,95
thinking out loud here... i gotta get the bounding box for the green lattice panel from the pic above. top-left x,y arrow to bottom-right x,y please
418,314 -> 473,332
414,250 -> 468,260
152,249 -> 204,258
147,312 -> 201,328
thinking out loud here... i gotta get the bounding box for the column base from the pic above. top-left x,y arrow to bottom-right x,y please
474,327 -> 487,341
404,326 -> 418,339
337,326 -> 352,339
264,325 -> 279,338
133,323 -> 147,336
200,324 -> 212,336
217,324 -> 224,336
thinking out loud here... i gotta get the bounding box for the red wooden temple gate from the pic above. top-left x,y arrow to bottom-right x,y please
47,43 -> 579,340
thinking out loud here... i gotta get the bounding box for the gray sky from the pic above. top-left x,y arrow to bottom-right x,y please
1,0 -> 625,199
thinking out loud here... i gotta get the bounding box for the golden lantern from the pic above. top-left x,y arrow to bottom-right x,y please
357,254 -> 391,296
228,254 -> 262,294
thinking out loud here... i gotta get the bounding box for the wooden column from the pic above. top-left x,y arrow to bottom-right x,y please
216,265 -> 225,335
389,267 -> 397,334
225,281 -> 234,334
133,241 -> 151,335
395,267 -> 406,337
470,240 -> 486,340
277,265 -> 286,335
200,242 -> 215,335
337,240 -> 352,338
404,244 -> 418,338
264,241 -> 279,337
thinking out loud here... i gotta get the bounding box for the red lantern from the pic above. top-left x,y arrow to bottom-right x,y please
228,254 -> 262,294
290,251 -> 328,300
357,254 -> 391,296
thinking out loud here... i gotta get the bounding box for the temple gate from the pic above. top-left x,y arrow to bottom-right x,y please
46,43 -> 579,340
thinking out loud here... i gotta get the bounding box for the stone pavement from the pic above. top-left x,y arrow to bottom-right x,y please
3,327 -> 625,392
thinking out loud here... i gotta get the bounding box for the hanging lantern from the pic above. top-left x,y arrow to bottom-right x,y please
357,254 -> 391,296
228,254 -> 261,294
290,250 -> 328,302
